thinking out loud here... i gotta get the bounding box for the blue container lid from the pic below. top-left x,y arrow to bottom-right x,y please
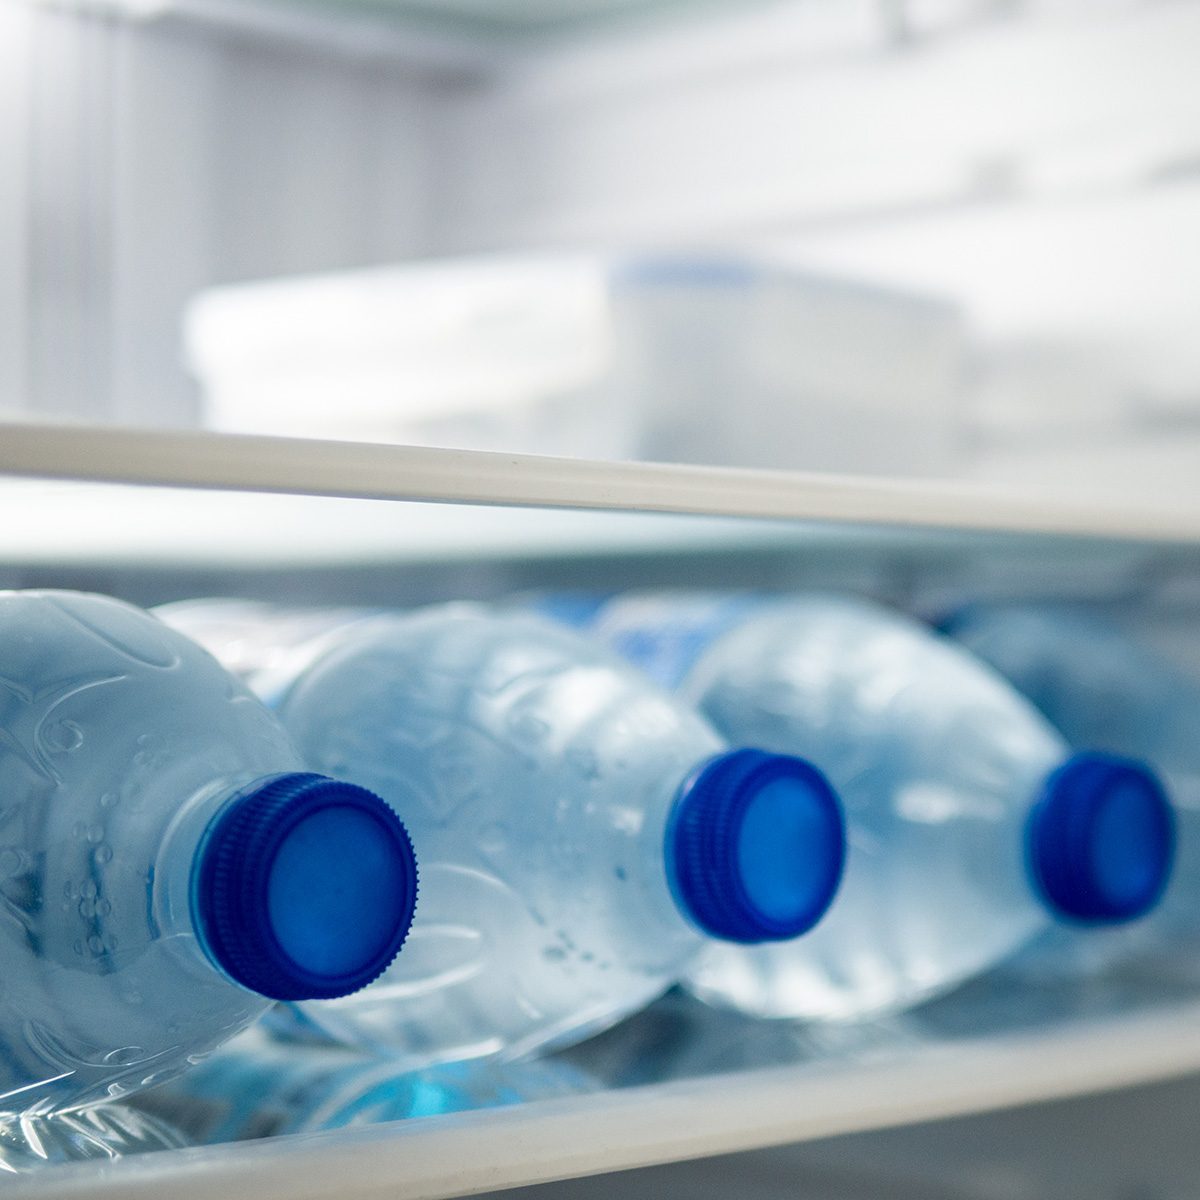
527,593 -> 615,629
194,773 -> 418,1001
667,749 -> 845,944
928,602 -> 974,638
1027,752 -> 1174,924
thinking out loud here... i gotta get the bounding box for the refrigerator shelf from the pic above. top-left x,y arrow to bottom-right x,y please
0,423 -> 1198,549
14,994 -> 1200,1200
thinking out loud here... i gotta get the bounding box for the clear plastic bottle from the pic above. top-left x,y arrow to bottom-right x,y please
268,606 -> 847,1062
0,1103 -> 187,1175
153,599 -> 379,709
132,1028 -> 595,1144
943,603 -> 1200,794
584,592 -> 1174,1019
946,602 -> 1200,973
0,590 -> 418,1117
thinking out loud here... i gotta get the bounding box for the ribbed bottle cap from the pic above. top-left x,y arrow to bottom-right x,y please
1027,752 -> 1174,924
193,773 -> 418,1001
666,749 -> 845,944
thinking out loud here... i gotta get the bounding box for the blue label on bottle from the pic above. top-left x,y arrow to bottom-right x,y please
595,594 -> 766,689
526,593 -> 616,630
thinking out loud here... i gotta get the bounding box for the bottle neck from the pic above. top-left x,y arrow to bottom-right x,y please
152,773 -> 286,970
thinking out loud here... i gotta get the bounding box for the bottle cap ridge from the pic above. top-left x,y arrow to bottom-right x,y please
194,773 -> 418,1000
1028,752 -> 1174,924
668,749 -> 845,944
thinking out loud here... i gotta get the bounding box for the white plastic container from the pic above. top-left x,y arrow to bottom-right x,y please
185,253 -> 964,475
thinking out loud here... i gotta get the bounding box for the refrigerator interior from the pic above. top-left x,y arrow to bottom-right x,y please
5,0 -> 1200,497
4,0 -> 1200,1194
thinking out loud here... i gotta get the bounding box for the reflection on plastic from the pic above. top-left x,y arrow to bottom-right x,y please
563,963 -> 1200,1095
0,1104 -> 186,1175
133,1031 -> 595,1145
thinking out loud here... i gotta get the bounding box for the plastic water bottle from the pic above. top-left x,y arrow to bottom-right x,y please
946,602 -> 1200,972
132,1028 -> 594,1144
943,603 -> 1200,793
267,606 -> 847,1062
153,599 -> 379,709
0,590 -> 419,1118
580,592 -> 1174,1019
0,1103 -> 187,1175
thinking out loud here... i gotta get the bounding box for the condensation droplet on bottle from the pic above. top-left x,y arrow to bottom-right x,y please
87,935 -> 104,955
99,792 -> 120,809
82,880 -> 98,899
86,825 -> 105,844
93,844 -> 113,866
0,848 -> 22,878
73,940 -> 84,956
78,898 -> 96,918
63,879 -> 77,898
95,897 -> 112,917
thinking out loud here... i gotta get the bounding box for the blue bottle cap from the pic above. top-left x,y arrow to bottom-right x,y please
194,773 -> 418,1001
1027,752 -> 1174,924
666,749 -> 845,944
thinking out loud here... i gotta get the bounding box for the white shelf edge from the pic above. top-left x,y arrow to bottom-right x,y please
0,423 -> 1197,545
18,999 -> 1200,1200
